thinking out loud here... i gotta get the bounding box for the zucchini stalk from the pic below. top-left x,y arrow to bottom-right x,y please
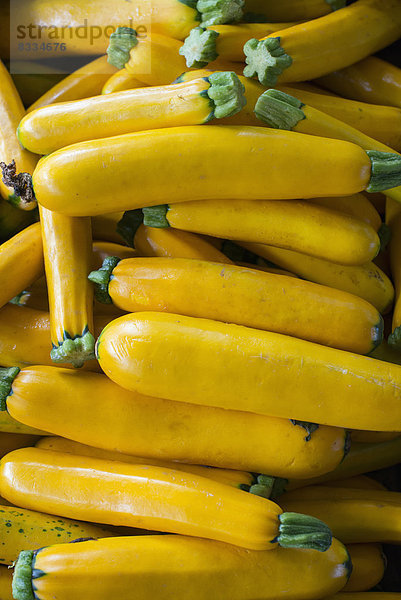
39,207 -> 95,368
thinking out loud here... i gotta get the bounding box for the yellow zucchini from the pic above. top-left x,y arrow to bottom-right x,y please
12,535 -> 351,600
282,86 -> 401,152
143,199 -> 380,265
244,0 -> 345,21
308,194 -> 381,231
102,70 -> 148,94
280,486 -> 401,544
180,22 -> 298,66
255,88 -> 401,204
0,365 -> 348,478
35,437 -> 255,491
0,447 -> 332,551
27,126 -> 400,216
89,256 -> 383,354
0,61 -> 38,210
0,224 -> 43,311
317,56 -> 401,109
0,503 -> 112,566
27,56 -> 117,112
243,0 -> 401,86
40,207 -> 95,368
0,304 -> 106,372
18,73 -> 246,155
343,544 -> 385,592
98,311 -> 401,431
240,242 -> 394,314
134,223 -> 232,262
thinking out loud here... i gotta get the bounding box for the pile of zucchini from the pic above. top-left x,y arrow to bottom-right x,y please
0,0 -> 400,598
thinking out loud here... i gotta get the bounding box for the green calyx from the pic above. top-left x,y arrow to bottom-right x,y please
290,420 -> 319,442
371,314 -> 384,351
142,205 -> 170,228
388,325 -> 401,350
0,367 -> 20,411
197,0 -> 244,27
179,27 -> 219,68
326,0 -> 347,10
116,209 -> 143,247
249,474 -> 275,499
254,89 -> 305,130
366,151 -> 401,193
277,512 -> 332,552
88,256 -> 121,304
378,223 -> 391,251
207,71 -> 246,119
243,37 -> 292,87
50,329 -> 96,369
12,550 -> 35,600
10,291 -> 30,306
107,27 -> 138,69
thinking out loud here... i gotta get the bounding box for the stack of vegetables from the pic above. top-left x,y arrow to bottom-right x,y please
0,0 -> 400,598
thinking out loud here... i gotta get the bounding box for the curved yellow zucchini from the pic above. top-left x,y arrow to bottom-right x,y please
29,126 -> 386,216
0,447 -> 332,551
1,365 -> 348,478
11,536 -> 351,600
143,198 -> 380,265
343,543 -> 385,592
89,256 -> 383,354
241,242 -> 394,314
243,0 -> 401,85
96,311 -> 401,431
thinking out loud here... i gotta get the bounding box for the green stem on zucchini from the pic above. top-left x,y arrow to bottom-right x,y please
254,89 -> 305,130
116,209 -> 143,247
50,328 -> 96,369
142,205 -> 170,228
388,325 -> 401,351
249,474 -> 275,499
12,550 -> 35,600
107,27 -> 138,69
206,71 -> 246,119
0,161 -> 37,211
326,0 -> 347,10
180,27 -> 219,68
378,223 -> 391,251
197,0 -> 244,27
0,367 -> 20,411
88,256 -> 121,304
243,37 -> 292,87
366,151 -> 401,194
277,512 -> 332,552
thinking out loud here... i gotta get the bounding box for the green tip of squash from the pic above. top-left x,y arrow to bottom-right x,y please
277,512 -> 332,552
107,27 -> 138,69
116,209 -> 143,247
88,256 -> 121,304
179,27 -> 219,68
326,0 -> 347,9
254,89 -> 305,130
207,71 -> 247,119
0,367 -> 20,411
12,550 -> 35,600
243,37 -> 292,87
142,205 -> 170,228
366,151 -> 401,194
197,0 -> 244,27
378,223 -> 391,251
388,324 -> 401,352
50,329 -> 96,369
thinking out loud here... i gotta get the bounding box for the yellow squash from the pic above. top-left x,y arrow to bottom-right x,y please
143,199 -> 380,265
308,194 -> 381,231
134,224 -> 232,262
40,207 -> 95,368
1,366 -> 348,478
27,56 -> 117,112
317,56 -> 401,109
281,486 -> 401,544
0,503 -> 112,566
244,0 -> 346,21
240,242 -> 394,314
97,311 -> 401,431
18,73 -> 246,155
0,224 -> 43,311
343,544 -> 385,592
102,70 -> 148,94
89,256 -> 383,354
0,305 -> 106,372
30,126 -> 393,216
12,536 -> 351,600
36,437 -> 255,491
243,0 -> 401,86
0,61 -> 38,209
0,447 -> 332,551
254,88 -> 401,204
281,86 -> 401,152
